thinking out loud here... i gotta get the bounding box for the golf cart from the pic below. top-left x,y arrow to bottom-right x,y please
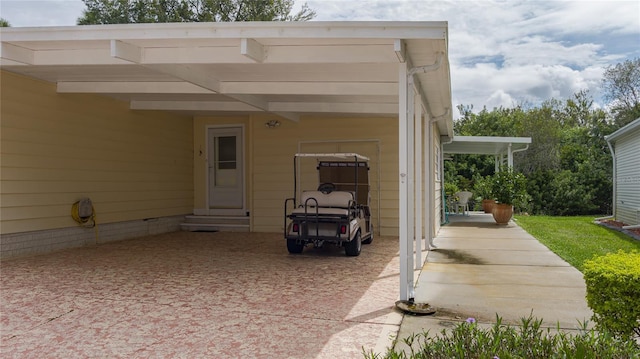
284,153 -> 374,256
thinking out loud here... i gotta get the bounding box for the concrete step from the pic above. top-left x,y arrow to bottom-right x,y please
181,215 -> 250,232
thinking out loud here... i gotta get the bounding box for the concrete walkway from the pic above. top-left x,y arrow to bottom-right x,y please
397,213 -> 593,348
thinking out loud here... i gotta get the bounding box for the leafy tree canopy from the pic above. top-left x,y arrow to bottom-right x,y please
602,57 -> 640,127
0,18 -> 10,27
77,0 -> 316,25
450,88 -> 618,216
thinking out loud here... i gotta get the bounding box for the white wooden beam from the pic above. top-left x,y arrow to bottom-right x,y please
130,100 -> 260,112
0,22 -> 447,42
56,80 -> 396,97
57,81 -> 214,94
221,81 -> 397,96
0,43 -> 34,65
145,64 -> 222,93
110,39 -> 142,63
47,44 -> 398,65
240,38 -> 265,63
394,39 -> 406,63
268,102 -> 397,114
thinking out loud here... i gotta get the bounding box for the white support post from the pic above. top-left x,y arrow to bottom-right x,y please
406,74 -> 416,299
398,63 -> 410,301
414,95 -> 423,270
507,143 -> 514,168
425,117 -> 434,249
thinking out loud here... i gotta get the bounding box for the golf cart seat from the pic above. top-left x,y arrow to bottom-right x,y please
290,190 -> 355,217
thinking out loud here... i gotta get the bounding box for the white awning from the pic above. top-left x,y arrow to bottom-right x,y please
0,21 -> 453,135
443,136 -> 531,155
443,135 -> 532,170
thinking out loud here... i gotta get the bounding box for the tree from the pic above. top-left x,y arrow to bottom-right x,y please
0,18 -> 10,27
602,57 -> 640,127
77,0 -> 316,25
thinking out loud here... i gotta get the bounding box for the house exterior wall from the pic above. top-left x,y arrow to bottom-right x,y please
1,71 -> 194,258
194,114 -> 444,238
193,115 -> 406,236
614,128 -> 640,225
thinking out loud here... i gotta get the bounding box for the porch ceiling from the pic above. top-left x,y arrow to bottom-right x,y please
443,136 -> 532,155
0,21 -> 453,134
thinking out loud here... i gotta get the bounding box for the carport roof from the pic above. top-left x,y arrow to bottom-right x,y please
443,136 -> 532,155
0,21 -> 453,136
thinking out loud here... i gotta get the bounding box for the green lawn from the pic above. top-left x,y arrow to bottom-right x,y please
514,215 -> 640,272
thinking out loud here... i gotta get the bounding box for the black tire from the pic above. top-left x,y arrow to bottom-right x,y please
362,224 -> 374,244
345,231 -> 362,256
287,238 -> 304,254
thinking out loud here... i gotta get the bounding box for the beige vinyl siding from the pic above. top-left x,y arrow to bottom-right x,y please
248,115 -> 399,236
0,71 -> 193,234
615,130 -> 640,225
193,115 -> 444,238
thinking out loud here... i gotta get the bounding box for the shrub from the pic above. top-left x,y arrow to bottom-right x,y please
489,166 -> 530,208
583,250 -> 640,340
363,315 -> 639,359
473,175 -> 493,200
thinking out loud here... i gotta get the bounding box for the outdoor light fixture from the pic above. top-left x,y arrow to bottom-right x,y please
265,120 -> 280,128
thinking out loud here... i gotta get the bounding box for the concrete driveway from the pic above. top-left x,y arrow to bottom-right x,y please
1,232 -> 403,358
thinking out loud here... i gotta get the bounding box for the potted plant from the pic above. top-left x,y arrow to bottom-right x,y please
489,167 -> 529,225
473,175 -> 495,213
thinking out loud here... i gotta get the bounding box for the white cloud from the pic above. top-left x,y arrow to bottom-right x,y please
0,0 -> 86,27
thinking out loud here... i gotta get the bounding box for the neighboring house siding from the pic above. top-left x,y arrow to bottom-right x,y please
615,130 -> 640,225
1,72 -> 194,237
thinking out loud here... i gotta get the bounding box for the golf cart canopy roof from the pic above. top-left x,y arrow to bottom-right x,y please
294,153 -> 370,161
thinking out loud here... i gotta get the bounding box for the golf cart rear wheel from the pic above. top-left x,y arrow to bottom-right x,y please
362,224 -> 374,244
345,231 -> 362,256
287,238 -> 304,254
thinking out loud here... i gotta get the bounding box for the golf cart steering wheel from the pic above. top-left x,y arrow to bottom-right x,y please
318,183 -> 336,194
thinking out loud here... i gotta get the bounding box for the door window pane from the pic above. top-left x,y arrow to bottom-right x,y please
216,136 -> 236,170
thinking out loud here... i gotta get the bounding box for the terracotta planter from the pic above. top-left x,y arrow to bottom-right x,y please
481,199 -> 496,214
492,203 -> 513,225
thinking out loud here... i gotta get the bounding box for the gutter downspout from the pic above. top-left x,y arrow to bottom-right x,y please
605,137 -> 617,219
509,143 -> 529,170
511,144 -> 529,156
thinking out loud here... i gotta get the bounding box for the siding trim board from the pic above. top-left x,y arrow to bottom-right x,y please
0,215 -> 185,260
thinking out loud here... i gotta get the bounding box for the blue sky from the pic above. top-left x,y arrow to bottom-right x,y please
1,0 -> 639,117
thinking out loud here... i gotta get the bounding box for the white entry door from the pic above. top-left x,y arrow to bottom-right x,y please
208,127 -> 244,214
